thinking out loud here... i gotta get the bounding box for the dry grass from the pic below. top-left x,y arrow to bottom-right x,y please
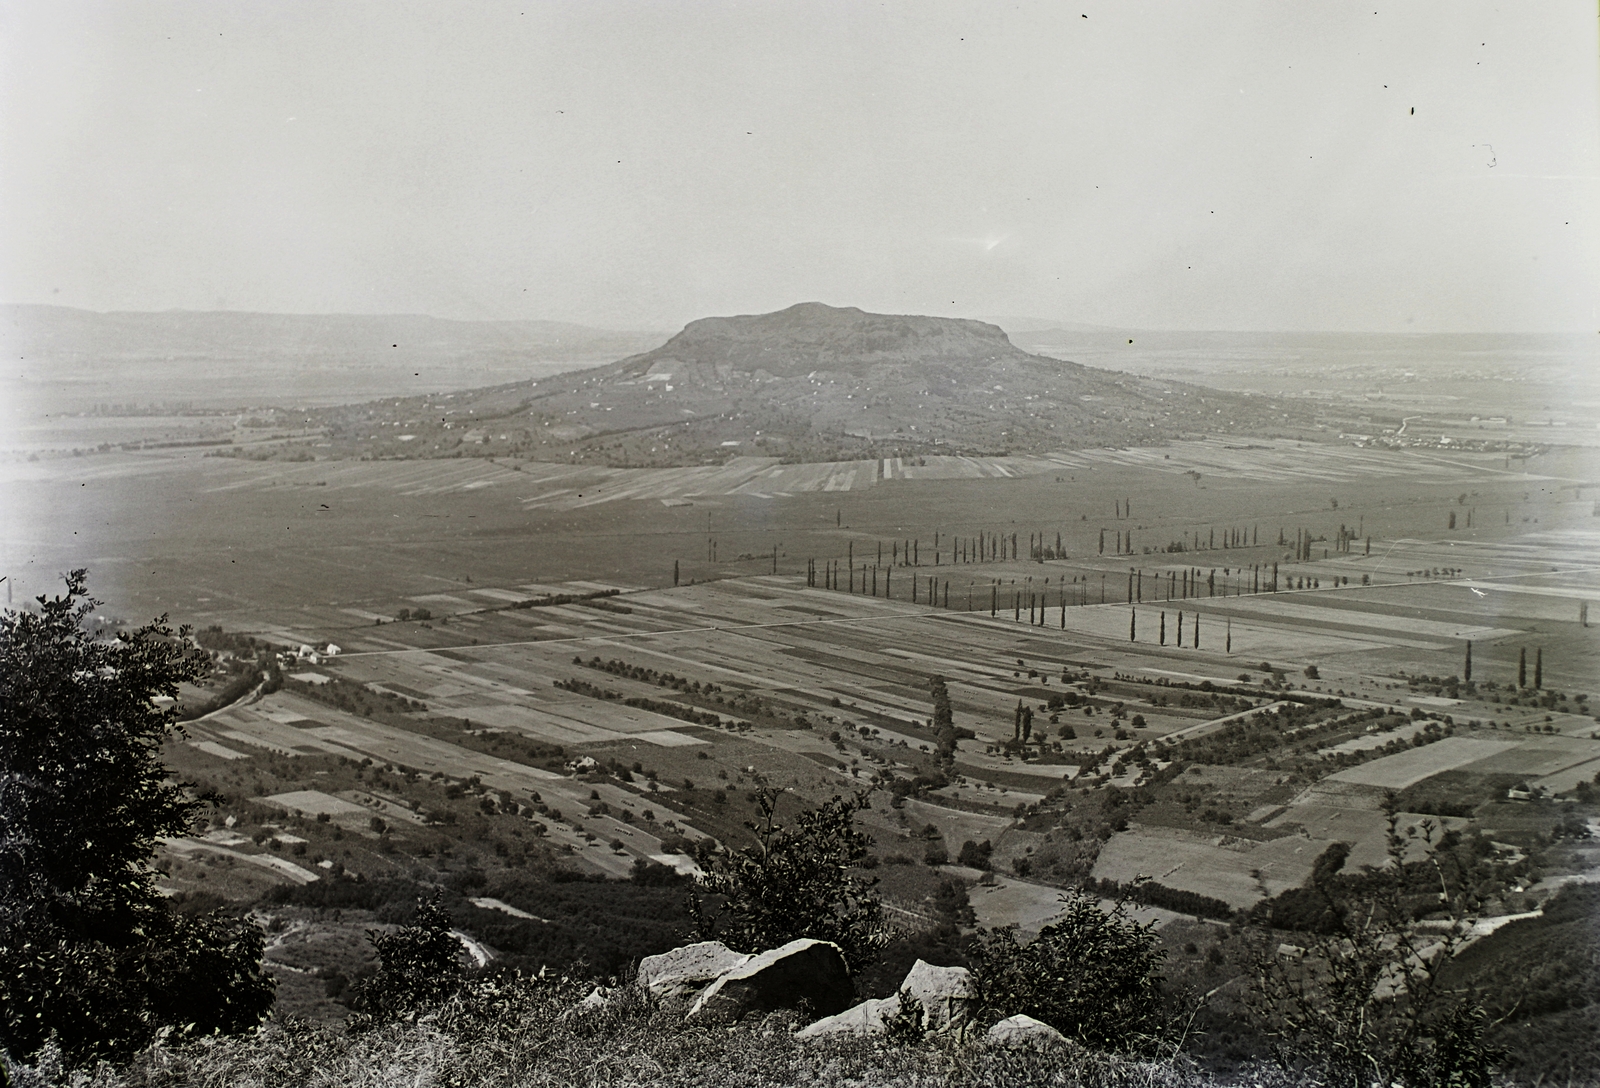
3,975 -> 1312,1088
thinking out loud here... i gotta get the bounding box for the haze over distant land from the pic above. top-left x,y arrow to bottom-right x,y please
0,304 -> 667,412
2,3 -> 1596,333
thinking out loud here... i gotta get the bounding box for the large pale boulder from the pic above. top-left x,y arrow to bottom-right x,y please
795,959 -> 977,1040
900,960 -> 976,1033
686,938 -> 854,1022
985,1013 -> 1068,1048
638,941 -> 751,1006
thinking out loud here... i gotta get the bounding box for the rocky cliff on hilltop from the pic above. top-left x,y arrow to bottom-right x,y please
611,302 -> 1043,380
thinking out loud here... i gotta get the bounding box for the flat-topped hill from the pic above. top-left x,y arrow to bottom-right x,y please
288,303 -> 1310,465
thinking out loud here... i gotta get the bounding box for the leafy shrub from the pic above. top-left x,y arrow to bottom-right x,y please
957,840 -> 993,870
689,789 -> 888,970
348,891 -> 464,1023
971,891 -> 1168,1053
1249,801 -> 1504,1087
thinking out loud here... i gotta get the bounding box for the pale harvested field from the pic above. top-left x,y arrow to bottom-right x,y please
1276,779 -> 1393,811
1535,757 -> 1600,793
1262,806 -> 1472,870
967,874 -> 1077,934
1090,827 -> 1335,907
1456,734 -> 1600,778
1322,721 -> 1431,753
1325,737 -> 1522,789
1203,595 -> 1520,642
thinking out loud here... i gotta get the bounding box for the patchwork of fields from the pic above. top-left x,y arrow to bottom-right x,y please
9,430 -> 1598,936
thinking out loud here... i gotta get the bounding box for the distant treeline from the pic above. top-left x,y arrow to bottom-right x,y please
283,674 -> 426,717
575,656 -> 815,731
1087,877 -> 1236,922
554,677 -> 744,730
498,588 -> 621,612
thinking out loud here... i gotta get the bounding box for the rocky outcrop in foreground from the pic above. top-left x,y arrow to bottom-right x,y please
634,938 -> 1067,1051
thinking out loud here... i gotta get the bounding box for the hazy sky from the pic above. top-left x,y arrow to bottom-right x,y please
2,1 -> 1597,332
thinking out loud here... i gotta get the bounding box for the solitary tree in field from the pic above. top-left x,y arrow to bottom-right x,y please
1464,641 -> 1472,683
0,571 -> 275,1066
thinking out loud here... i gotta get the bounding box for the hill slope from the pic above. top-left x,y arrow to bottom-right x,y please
311,303 -> 1304,465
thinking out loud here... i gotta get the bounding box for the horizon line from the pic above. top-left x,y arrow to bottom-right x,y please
2,299 -> 1594,339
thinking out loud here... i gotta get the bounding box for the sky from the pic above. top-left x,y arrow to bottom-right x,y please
2,1 -> 1597,332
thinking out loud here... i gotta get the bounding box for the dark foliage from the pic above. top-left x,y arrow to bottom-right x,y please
1088,878 -> 1235,922
1440,883 -> 1600,1082
971,891 -> 1169,1053
349,891 -> 465,1023
0,571 -> 274,1065
690,788 -> 888,970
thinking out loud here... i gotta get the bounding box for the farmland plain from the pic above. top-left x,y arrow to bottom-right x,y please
10,425 -> 1596,859
4,342 -> 1599,1071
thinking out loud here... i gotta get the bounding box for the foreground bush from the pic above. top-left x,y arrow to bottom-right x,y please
1249,801 -> 1503,1088
0,571 -> 274,1065
971,891 -> 1170,1054
689,787 -> 888,969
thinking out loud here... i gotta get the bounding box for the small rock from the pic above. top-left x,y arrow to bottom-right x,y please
560,984 -> 613,1021
687,938 -> 854,1023
639,941 -> 751,1005
986,1013 -> 1068,1047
